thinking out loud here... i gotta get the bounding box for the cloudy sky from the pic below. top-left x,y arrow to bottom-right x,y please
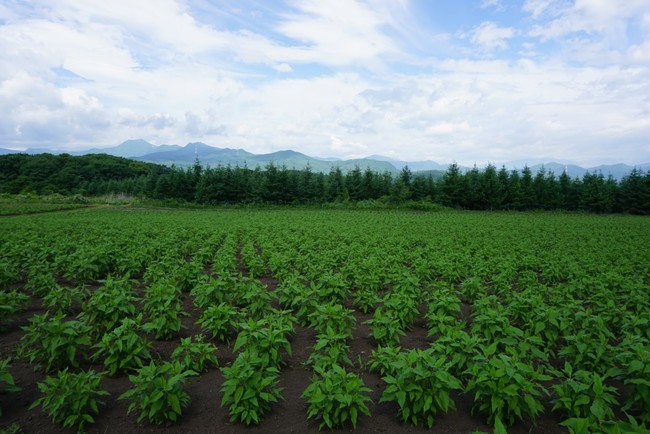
1,0 -> 649,165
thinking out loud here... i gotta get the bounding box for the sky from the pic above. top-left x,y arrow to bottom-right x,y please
1,0 -> 649,166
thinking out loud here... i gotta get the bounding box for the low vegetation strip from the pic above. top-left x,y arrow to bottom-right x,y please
0,208 -> 649,433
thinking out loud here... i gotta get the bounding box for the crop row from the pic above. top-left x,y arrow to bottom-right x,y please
1,208 -> 649,433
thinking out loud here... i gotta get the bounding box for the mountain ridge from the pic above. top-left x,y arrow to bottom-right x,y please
2,140 -> 648,179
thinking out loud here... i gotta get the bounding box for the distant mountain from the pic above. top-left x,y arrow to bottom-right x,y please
526,162 -> 647,180
137,142 -> 255,167
0,147 -> 20,155
366,155 -> 448,172
134,144 -> 398,173
25,148 -> 66,155
2,139 -> 648,178
589,163 -> 650,180
527,163 -> 586,179
80,139 -> 181,158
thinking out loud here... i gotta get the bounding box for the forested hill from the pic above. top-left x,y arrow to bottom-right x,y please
1,153 -> 649,214
0,153 -> 167,195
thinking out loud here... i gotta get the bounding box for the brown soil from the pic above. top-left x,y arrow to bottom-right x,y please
0,271 -> 568,434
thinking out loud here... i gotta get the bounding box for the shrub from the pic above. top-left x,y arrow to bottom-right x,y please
220,351 -> 282,425
79,276 -> 138,337
119,361 -> 197,425
465,347 -> 550,428
379,348 -> 462,428
303,364 -> 372,429
0,289 -> 29,328
30,369 -> 108,432
233,316 -> 292,369
196,302 -> 240,343
92,315 -> 152,375
552,363 -> 618,426
171,335 -> 218,373
142,280 -> 186,340
20,312 -> 92,372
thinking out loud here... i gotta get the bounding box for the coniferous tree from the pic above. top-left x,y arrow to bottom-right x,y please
440,162 -> 463,207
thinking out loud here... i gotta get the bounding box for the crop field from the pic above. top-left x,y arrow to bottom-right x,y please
0,201 -> 89,216
0,207 -> 649,433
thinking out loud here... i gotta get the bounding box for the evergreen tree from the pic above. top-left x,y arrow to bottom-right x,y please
520,166 -> 535,210
481,164 -> 501,210
440,162 -> 463,207
346,165 -> 364,200
327,166 -> 344,201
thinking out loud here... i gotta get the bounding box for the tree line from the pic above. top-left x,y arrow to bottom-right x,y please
1,153 -> 649,214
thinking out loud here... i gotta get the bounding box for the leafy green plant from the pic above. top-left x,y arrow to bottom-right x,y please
62,247 -> 111,282
142,280 -> 186,340
351,288 -> 380,314
220,351 -> 283,425
119,361 -> 197,425
598,414 -> 649,434
274,274 -> 314,322
233,316 -> 292,369
79,276 -> 138,337
196,302 -> 240,342
308,302 -> 355,338
0,357 -> 21,416
369,345 -> 402,377
191,274 -> 237,308
20,311 -> 92,372
0,289 -> 29,328
0,422 -> 22,434
465,346 -> 550,428
551,363 -> 618,426
613,337 -> 650,423
559,310 -> 615,374
425,289 -> 461,336
233,276 -> 272,318
240,240 -> 267,278
306,326 -> 353,370
459,276 -> 486,303
30,369 -> 108,432
302,364 -> 372,429
379,348 -> 462,428
42,284 -> 85,315
382,291 -> 420,331
171,260 -> 203,293
92,315 -> 152,375
313,271 -> 349,302
364,307 -> 406,346
471,297 -> 522,346
24,268 -> 57,297
430,328 -> 482,379
426,310 -> 463,338
171,335 -> 218,373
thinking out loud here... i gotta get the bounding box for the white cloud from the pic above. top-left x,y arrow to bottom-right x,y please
275,0 -> 400,67
526,0 -> 649,42
0,0 -> 649,165
481,0 -> 505,11
469,21 -> 516,51
522,0 -> 561,20
273,63 -> 293,73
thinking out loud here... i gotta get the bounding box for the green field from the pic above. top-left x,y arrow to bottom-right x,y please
0,196 -> 90,216
1,208 -> 649,433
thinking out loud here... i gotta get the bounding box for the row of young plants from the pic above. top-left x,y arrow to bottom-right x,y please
1,208 -> 649,433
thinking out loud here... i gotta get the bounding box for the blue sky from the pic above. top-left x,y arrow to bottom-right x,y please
1,0 -> 649,165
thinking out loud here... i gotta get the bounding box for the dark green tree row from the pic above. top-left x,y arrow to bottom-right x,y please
439,163 -> 650,214
1,153 -> 649,214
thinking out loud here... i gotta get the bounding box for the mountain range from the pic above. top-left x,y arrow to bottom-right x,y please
1,139 -> 648,180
